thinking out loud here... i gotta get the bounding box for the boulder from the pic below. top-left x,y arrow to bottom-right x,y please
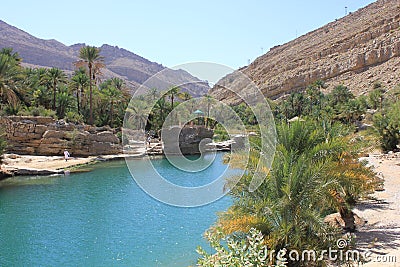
162,125 -> 213,155
324,212 -> 367,231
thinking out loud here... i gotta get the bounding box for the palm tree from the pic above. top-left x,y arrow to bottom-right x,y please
70,68 -> 89,114
215,120 -> 377,265
179,91 -> 191,102
153,96 -> 168,129
204,94 -> 213,128
56,85 -> 74,118
75,46 -> 104,125
126,100 -> 149,130
0,48 -> 21,63
147,87 -> 159,101
0,53 -> 21,107
103,84 -> 123,128
110,77 -> 124,91
167,86 -> 180,110
331,85 -> 354,106
46,67 -> 67,110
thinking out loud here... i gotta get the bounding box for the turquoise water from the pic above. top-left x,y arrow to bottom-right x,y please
0,153 -> 233,266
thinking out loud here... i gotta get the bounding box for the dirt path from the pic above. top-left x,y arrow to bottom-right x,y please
354,154 -> 400,266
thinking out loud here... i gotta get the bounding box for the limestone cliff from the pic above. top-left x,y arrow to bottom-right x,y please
211,0 -> 400,103
1,116 -> 121,156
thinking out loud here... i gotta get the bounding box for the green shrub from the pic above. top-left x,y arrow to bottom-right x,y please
373,102 -> 400,152
17,106 -> 57,118
197,228 -> 285,267
213,123 -> 230,142
1,103 -> 23,115
65,111 -> 84,124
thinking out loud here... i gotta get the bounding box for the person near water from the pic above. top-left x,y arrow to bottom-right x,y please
64,150 -> 70,161
147,136 -> 151,147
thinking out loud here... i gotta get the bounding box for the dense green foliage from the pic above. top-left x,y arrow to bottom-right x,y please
198,120 -> 378,266
273,81 -> 365,123
125,87 -> 226,135
233,80 -> 400,152
370,84 -> 400,152
197,79 -> 400,266
0,47 -> 129,128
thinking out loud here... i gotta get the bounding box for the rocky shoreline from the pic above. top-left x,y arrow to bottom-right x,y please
1,116 -> 122,157
0,153 -> 147,180
0,137 -> 241,180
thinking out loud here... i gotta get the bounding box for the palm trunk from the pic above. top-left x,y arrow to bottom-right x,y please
77,88 -> 80,114
89,64 -> 93,125
206,103 -> 210,128
110,100 -> 114,128
339,206 -> 355,232
53,81 -> 56,110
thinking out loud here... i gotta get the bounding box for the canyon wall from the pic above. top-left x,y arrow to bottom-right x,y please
211,0 -> 400,103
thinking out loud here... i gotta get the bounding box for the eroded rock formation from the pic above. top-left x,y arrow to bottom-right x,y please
1,116 -> 121,156
211,0 -> 400,103
162,126 -> 214,155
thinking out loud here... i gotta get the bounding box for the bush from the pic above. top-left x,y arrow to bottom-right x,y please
17,106 -> 57,118
197,228 -> 285,267
373,102 -> 400,152
65,111 -> 84,124
1,103 -> 23,115
213,124 -> 230,142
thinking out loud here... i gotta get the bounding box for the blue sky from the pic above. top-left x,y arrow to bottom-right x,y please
1,0 -> 375,69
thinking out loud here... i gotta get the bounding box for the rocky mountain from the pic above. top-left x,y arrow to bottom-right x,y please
0,20 -> 209,96
211,0 -> 400,104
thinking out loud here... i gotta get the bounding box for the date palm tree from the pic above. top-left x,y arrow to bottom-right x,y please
75,46 -> 104,125
126,99 -> 149,130
167,85 -> 180,110
147,87 -> 159,101
0,48 -> 21,63
0,53 -> 21,107
46,67 -> 67,110
70,68 -> 89,114
103,84 -> 123,128
56,85 -> 74,118
215,120 -> 377,265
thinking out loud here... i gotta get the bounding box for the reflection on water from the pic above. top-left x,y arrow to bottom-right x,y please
0,174 -> 61,187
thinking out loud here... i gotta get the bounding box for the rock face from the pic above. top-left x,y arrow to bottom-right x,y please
211,0 -> 400,103
162,126 -> 214,155
1,116 -> 122,156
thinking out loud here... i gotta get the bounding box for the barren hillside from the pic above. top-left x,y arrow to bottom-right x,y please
211,0 -> 400,103
0,20 -> 209,96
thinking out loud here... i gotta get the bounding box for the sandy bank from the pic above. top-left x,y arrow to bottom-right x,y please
0,153 -> 139,177
354,154 -> 400,266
